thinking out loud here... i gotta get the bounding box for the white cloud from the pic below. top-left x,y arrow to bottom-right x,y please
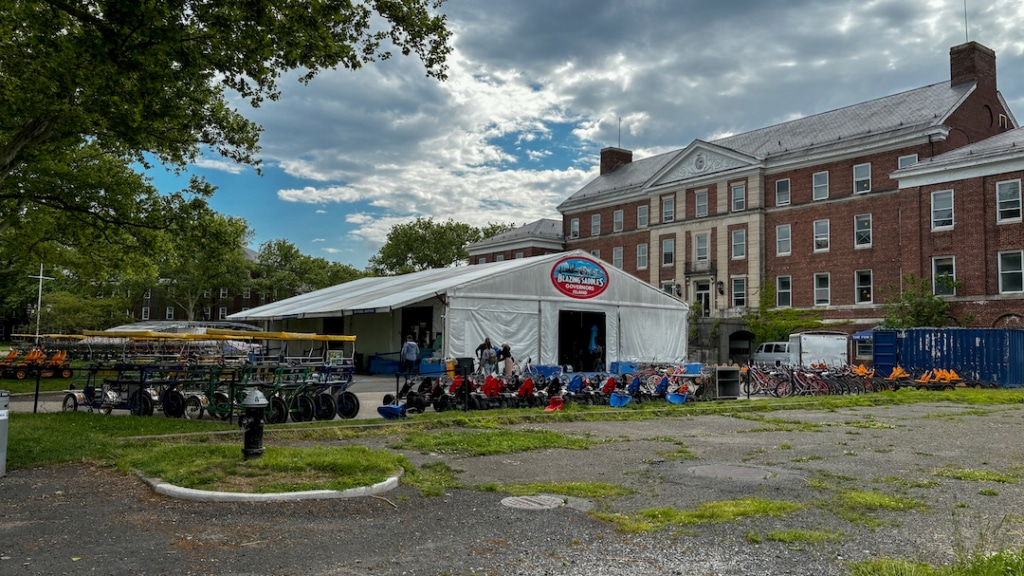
192,157 -> 247,174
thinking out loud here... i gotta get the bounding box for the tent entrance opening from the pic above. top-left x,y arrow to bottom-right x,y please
558,311 -> 605,372
401,306 -> 433,348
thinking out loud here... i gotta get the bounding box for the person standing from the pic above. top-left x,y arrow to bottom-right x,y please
400,335 -> 419,383
476,337 -> 496,375
497,342 -> 514,376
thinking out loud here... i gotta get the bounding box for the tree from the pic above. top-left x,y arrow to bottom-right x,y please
881,273 -> 971,328
255,239 -> 366,300
155,204 -> 254,321
0,1 -> 452,272
743,283 -> 824,344
368,218 -> 512,275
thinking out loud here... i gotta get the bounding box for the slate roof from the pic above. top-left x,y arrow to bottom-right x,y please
469,218 -> 564,250
560,80 -> 975,210
898,125 -> 1024,170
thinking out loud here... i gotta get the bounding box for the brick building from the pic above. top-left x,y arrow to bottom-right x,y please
558,42 -> 1019,363
467,218 -> 565,264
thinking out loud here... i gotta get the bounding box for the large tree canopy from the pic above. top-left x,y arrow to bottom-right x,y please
368,218 -> 517,276
0,0 -> 452,274
255,239 -> 366,300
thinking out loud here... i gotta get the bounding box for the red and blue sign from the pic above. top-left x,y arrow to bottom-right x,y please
551,256 -> 609,299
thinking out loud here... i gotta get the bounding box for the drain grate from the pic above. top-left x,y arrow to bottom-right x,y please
500,495 -> 564,510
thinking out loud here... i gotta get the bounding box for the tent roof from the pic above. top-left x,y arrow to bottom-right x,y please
229,251 -> 686,322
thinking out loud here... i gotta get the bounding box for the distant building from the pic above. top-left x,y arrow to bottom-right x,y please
467,218 -> 565,264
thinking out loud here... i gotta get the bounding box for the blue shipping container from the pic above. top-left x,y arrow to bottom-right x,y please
873,328 -> 1024,387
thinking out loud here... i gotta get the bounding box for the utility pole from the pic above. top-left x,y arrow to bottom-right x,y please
28,263 -> 54,344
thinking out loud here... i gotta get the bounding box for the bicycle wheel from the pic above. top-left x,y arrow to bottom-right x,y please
290,394 -> 315,422
163,390 -> 186,418
132,391 -> 154,416
267,396 -> 288,424
314,392 -> 337,420
212,391 -> 232,421
184,395 -> 204,420
62,393 -> 78,412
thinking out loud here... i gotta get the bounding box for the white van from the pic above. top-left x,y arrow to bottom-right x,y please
751,342 -> 790,366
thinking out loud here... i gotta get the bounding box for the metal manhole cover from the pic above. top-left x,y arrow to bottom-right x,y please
500,495 -> 564,510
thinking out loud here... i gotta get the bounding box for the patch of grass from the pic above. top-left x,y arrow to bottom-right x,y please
116,442 -> 406,493
477,481 -> 634,499
652,437 -> 697,460
933,467 -> 1020,484
764,528 -> 841,544
595,498 -> 803,533
733,413 -> 825,433
402,461 -> 463,497
779,443 -> 793,450
849,549 -> 1024,576
791,455 -> 823,463
977,489 -> 999,497
829,488 -> 926,527
393,428 -> 592,456
874,476 -> 940,490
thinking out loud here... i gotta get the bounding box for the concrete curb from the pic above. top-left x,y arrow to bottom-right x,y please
135,469 -> 402,503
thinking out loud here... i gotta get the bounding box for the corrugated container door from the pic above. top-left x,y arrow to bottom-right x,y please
873,330 -> 898,378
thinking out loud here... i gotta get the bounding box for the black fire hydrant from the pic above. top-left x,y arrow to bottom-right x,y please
239,388 -> 269,460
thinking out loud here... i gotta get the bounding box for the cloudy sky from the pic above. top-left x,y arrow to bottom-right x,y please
148,0 -> 1024,269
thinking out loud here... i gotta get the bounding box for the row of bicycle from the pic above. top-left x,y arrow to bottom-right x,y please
742,364 -> 996,397
61,361 -> 362,422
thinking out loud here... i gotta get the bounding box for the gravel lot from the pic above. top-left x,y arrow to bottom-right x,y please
4,398 -> 1024,575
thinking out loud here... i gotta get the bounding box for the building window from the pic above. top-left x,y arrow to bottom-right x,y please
775,179 -> 790,206
731,184 -> 745,212
856,340 -> 873,358
854,163 -> 871,193
814,273 -> 830,306
732,277 -> 746,308
662,238 -> 675,266
855,214 -> 872,247
695,234 -> 708,261
478,257 -> 486,264
933,256 -> 956,296
776,224 -> 791,256
141,307 -> 150,320
637,205 -> 649,228
203,306 -> 211,320
220,287 -> 228,298
591,214 -> 601,236
637,243 -> 648,269
514,252 -> 524,259
662,197 -> 675,223
495,255 -> 504,262
612,246 -> 623,268
997,180 -> 1022,223
855,270 -> 873,304
203,289 -> 211,298
243,287 -> 251,299
931,190 -> 954,230
662,281 -> 677,295
694,281 -> 711,317
813,219 -> 830,252
165,306 -> 175,320
591,249 -> 600,258
813,171 -> 829,200
731,229 -> 746,259
999,251 -> 1023,293
776,276 -> 792,307
218,306 -> 227,320
143,289 -> 151,300
695,190 -> 708,217
613,209 -> 624,232
569,218 -> 579,239
898,154 -> 918,169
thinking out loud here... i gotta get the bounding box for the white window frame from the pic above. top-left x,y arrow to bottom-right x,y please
731,229 -> 746,259
662,197 -> 675,223
854,163 -> 871,193
203,289 -> 211,298
695,234 -> 709,261
591,249 -> 600,258
731,277 -> 746,308
613,209 -> 624,232
813,171 -> 829,200
999,251 -> 1024,294
165,306 -> 175,320
637,205 -> 649,228
695,190 -> 708,218
591,214 -> 601,236
569,218 -> 579,239
813,219 -> 830,252
814,273 -> 830,306
855,214 -> 872,248
218,306 -> 227,320
662,238 -> 675,266
855,270 -> 873,304
203,306 -> 211,320
997,179 -> 1022,223
731,184 -> 746,212
931,189 -> 954,230
477,257 -> 487,264
776,276 -> 792,308
143,289 -> 152,300
775,179 -> 791,206
220,287 -> 228,298
636,243 -> 648,270
776,224 -> 791,256
514,251 -> 524,259
495,255 -> 504,262
243,287 -> 251,299
932,256 -> 956,296
141,306 -> 150,321
612,246 -> 623,268
898,154 -> 918,169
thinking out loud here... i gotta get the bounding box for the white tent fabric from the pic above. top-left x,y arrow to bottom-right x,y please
229,251 -> 689,366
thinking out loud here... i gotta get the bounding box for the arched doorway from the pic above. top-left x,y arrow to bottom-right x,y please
728,329 -> 755,365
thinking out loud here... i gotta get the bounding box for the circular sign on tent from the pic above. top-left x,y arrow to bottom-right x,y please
551,256 -> 609,299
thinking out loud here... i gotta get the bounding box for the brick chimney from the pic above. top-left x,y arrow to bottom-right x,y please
950,41 -> 996,90
600,147 -> 632,175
